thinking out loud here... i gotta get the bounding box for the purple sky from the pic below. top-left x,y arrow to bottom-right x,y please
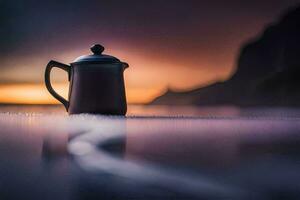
0,0 -> 299,92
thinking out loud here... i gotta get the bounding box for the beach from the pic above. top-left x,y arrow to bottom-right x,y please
0,105 -> 300,199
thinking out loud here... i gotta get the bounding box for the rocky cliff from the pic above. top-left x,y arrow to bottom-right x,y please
151,6 -> 300,106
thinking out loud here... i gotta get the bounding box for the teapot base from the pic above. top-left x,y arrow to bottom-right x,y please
68,107 -> 127,116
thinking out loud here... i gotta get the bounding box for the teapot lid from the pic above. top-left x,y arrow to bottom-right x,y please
72,44 -> 121,64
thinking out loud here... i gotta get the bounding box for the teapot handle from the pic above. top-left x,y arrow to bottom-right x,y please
45,60 -> 70,111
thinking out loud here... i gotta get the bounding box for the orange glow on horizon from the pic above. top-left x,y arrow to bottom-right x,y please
0,42 -> 234,106
0,83 -> 164,105
0,40 -> 235,106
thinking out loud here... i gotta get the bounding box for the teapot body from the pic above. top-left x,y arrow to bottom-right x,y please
68,63 -> 127,115
44,44 -> 128,115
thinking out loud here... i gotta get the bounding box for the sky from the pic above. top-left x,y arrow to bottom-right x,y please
0,0 -> 299,104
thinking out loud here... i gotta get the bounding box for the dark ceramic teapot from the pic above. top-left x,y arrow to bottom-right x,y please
45,44 -> 129,115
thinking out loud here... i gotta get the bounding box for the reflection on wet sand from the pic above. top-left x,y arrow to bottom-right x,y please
0,114 -> 69,161
1,108 -> 300,199
0,113 -> 73,200
125,118 -> 300,169
1,111 -> 300,171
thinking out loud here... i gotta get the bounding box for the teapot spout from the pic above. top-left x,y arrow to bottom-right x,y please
122,62 -> 129,70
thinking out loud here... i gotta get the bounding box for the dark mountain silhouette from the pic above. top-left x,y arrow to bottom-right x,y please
151,6 -> 300,106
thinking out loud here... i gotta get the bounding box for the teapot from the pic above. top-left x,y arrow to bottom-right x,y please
45,44 -> 129,115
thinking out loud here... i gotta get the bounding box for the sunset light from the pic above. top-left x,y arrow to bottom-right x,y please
0,83 -> 164,104
0,84 -> 67,104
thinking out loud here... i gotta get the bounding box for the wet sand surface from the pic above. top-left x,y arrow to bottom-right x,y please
1,105 -> 300,199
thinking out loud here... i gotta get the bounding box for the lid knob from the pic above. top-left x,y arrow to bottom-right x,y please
91,44 -> 104,55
